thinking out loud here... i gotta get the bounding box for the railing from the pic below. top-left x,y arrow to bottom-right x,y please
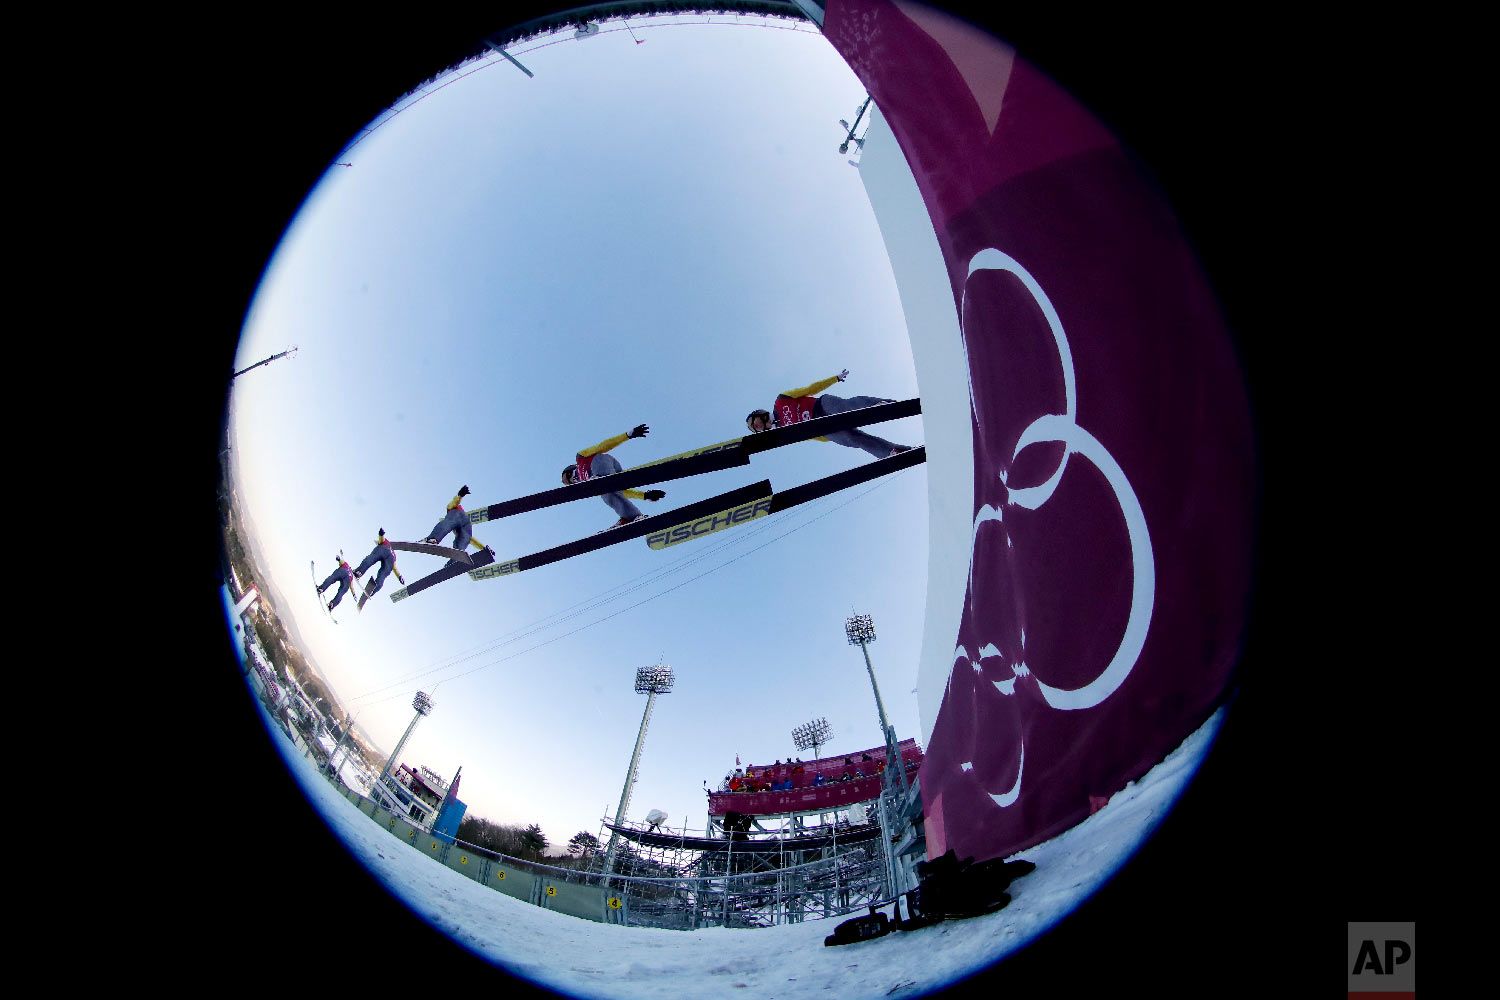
708,759 -> 921,815
326,768 -> 901,930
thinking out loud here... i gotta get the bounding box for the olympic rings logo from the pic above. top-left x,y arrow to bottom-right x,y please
955,248 -> 1157,807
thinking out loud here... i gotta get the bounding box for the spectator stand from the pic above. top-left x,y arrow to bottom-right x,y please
589,739 -> 924,927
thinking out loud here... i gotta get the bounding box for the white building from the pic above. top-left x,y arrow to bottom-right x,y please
369,764 -> 451,828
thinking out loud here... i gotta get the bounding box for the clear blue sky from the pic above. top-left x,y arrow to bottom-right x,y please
229,14 -> 927,849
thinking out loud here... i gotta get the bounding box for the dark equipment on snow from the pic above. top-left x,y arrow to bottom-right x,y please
824,905 -> 892,947
892,849 -> 1037,929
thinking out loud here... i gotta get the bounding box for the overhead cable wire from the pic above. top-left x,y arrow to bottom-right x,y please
346,488 -> 827,703
349,456 -> 891,698
354,466 -> 915,707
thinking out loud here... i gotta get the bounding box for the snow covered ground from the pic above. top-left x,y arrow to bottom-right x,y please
263,694 -> 1224,1000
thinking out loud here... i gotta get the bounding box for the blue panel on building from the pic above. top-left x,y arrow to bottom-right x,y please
432,797 -> 468,844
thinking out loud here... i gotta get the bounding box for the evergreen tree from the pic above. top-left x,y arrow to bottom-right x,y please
457,817 -> 553,861
566,830 -> 601,859
520,823 -> 547,859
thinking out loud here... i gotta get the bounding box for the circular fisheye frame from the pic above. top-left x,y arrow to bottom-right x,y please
219,3 -> 1255,996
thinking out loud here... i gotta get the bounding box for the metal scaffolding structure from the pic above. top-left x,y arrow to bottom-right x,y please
591,803 -> 890,929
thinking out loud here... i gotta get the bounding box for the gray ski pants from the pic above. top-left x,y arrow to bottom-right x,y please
813,393 -> 907,458
355,547 -> 395,594
588,452 -> 642,520
319,568 -> 353,607
426,507 -> 473,551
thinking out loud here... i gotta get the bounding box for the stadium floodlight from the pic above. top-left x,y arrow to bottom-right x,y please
792,717 -> 833,759
845,614 -> 876,646
634,663 -> 675,694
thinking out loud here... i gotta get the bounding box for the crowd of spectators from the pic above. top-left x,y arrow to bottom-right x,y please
712,749 -> 920,797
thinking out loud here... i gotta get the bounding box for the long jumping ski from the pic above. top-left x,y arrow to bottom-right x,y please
646,446 -> 926,550
645,494 -> 775,550
739,397 -> 921,455
464,398 -> 920,526
388,540 -> 473,564
388,547 -> 499,604
462,480 -> 775,585
355,576 -> 378,612
466,446 -> 750,526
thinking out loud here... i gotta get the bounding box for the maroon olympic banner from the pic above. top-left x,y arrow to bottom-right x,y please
822,0 -> 1256,863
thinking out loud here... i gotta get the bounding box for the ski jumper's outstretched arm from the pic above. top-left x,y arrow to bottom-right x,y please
577,431 -> 632,459
378,531 -> 405,585
577,426 -> 663,501
780,374 -> 842,399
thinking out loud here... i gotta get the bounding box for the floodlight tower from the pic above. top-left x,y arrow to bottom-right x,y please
603,663 -> 675,877
792,717 -> 833,761
845,613 -> 908,795
375,691 -> 433,791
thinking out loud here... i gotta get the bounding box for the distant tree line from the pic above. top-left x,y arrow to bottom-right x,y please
450,821 -> 633,871
449,821 -> 689,901
457,817 -> 552,862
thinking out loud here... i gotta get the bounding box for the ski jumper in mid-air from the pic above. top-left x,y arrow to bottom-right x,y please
560,424 -> 667,529
353,528 -> 405,596
316,554 -> 357,610
746,369 -> 913,459
421,486 -> 492,556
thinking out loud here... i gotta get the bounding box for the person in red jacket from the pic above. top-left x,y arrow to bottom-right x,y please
745,369 -> 912,459
560,423 -> 668,529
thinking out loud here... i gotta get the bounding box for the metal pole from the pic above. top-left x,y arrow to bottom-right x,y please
857,638 -> 911,798
858,638 -> 892,739
231,347 -> 297,379
604,688 -> 656,876
484,39 -> 535,77
325,713 -> 356,781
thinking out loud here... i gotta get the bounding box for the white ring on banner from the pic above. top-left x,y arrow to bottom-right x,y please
953,247 -> 1158,808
